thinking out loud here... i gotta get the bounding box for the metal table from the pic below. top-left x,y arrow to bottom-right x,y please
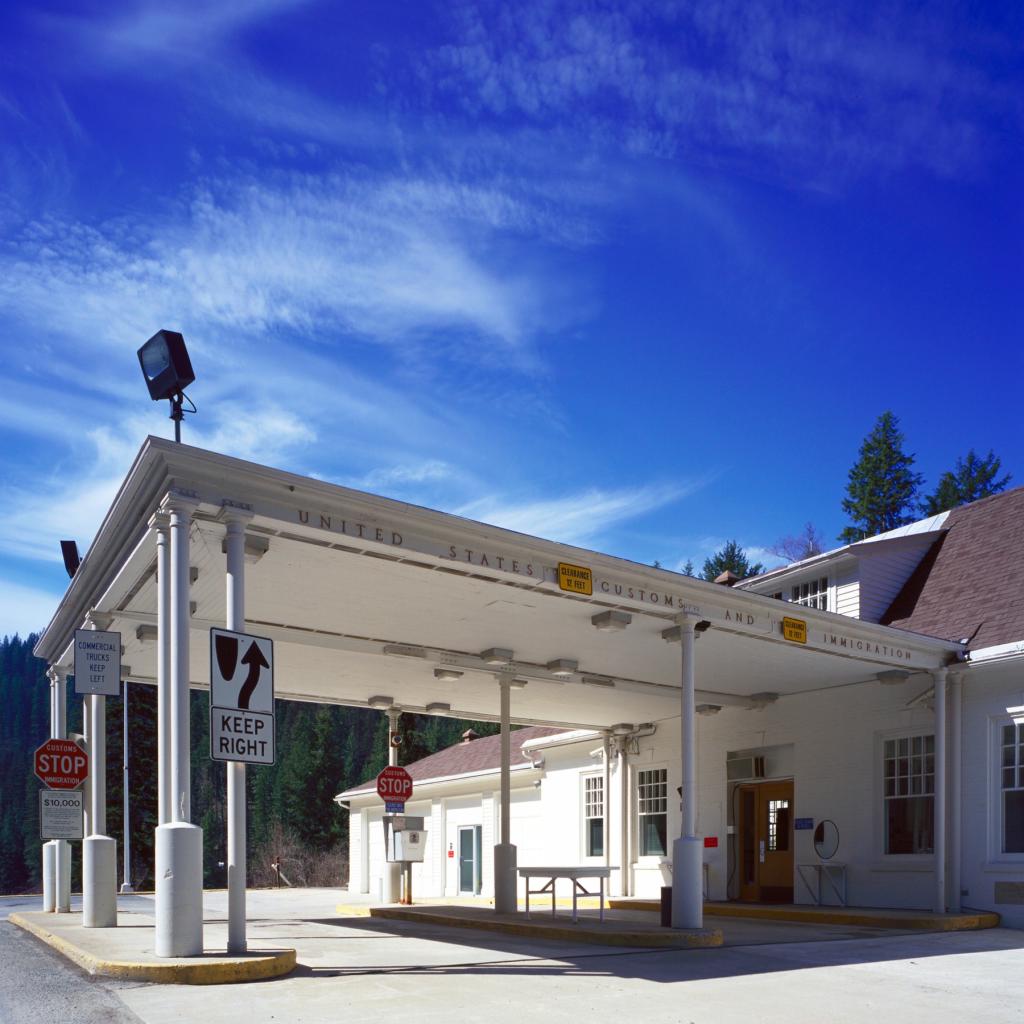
518,866 -> 613,923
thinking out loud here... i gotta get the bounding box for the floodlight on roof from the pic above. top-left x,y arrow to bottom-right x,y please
137,329 -> 196,443
60,540 -> 81,579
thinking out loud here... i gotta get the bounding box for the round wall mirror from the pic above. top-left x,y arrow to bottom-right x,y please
813,819 -> 839,860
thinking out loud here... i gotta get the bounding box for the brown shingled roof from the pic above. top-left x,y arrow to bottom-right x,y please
881,486 -> 1024,650
337,725 -> 567,798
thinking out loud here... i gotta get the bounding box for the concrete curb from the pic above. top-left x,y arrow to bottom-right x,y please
606,900 -> 1001,931
9,913 -> 296,985
368,905 -> 723,948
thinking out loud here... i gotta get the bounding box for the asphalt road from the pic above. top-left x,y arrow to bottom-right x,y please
0,920 -> 143,1024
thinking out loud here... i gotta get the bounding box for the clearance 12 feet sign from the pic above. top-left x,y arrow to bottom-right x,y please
209,628 -> 276,765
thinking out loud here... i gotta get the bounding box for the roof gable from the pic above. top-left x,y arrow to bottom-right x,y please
881,487 -> 1024,649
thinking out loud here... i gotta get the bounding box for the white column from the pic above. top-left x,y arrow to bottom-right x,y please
42,668 -> 59,912
155,491 -> 204,957
618,735 -> 630,898
672,615 -> 703,930
83,617 -> 118,929
602,733 -> 611,871
382,707 -> 402,904
224,509 -> 251,954
949,672 -> 962,912
933,667 -> 948,915
53,669 -> 70,912
120,682 -> 134,894
151,512 -> 171,826
493,676 -> 517,913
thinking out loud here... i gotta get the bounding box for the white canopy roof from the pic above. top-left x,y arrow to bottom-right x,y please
35,438 -> 962,731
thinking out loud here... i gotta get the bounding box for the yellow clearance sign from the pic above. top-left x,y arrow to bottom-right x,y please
782,616 -> 807,644
558,562 -> 593,596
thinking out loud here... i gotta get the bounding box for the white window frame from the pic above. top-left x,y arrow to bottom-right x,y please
990,717 -> 1024,863
637,766 -> 669,860
580,773 -> 605,860
790,575 -> 830,611
877,728 -> 935,859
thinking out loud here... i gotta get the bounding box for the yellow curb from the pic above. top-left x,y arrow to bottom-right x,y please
334,905 -> 374,917
368,905 -> 722,948
9,913 -> 296,985
606,900 -> 1001,931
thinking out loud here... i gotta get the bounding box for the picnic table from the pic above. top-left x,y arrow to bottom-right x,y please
517,866 -> 613,923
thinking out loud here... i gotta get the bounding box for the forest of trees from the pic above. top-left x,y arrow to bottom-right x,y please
0,633 -> 496,895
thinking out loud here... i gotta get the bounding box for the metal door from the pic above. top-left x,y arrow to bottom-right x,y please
458,825 -> 482,894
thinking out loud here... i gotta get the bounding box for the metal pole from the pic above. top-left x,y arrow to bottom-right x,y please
383,707 -> 402,904
493,676 -> 517,913
120,683 -> 133,894
54,669 -> 70,912
224,513 -> 248,954
671,615 -> 702,929
933,667 -> 948,915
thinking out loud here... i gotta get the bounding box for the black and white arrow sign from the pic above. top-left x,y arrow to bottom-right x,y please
210,628 -> 275,765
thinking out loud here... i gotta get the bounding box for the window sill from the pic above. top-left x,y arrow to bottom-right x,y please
982,861 -> 1024,874
868,858 -> 934,873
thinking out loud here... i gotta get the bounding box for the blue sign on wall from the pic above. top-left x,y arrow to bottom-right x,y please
385,800 -> 406,813
795,817 -> 815,830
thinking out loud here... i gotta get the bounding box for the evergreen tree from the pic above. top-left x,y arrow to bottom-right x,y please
840,411 -> 924,542
681,560 -> 695,577
700,541 -> 764,581
922,449 -> 1011,515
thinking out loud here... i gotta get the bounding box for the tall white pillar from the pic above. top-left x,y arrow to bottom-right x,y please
602,733 -> 611,871
83,617 -> 118,929
933,667 -> 948,915
672,615 -> 703,929
949,672 -> 962,912
155,491 -> 204,958
151,512 -> 171,826
493,676 -> 517,913
52,668 -> 70,912
42,668 -> 59,912
120,682 -> 134,895
382,707 -> 402,904
223,508 -> 252,954
618,734 -> 630,897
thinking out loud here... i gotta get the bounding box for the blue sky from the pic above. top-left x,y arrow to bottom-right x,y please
1,0 -> 1022,639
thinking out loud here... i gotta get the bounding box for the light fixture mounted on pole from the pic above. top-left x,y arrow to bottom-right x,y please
137,330 -> 196,443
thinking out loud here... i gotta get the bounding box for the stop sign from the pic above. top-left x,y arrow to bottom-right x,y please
34,739 -> 89,790
376,765 -> 413,802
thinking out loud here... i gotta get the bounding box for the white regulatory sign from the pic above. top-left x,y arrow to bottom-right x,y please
74,629 -> 122,696
40,789 -> 84,840
209,628 -> 275,765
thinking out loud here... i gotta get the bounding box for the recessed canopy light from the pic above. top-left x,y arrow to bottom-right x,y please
1007,705 -> 1024,725
383,644 -> 426,658
591,611 -> 631,632
877,670 -> 911,686
135,624 -> 158,643
368,695 -> 394,710
581,675 -> 615,688
696,704 -> 722,716
480,647 -> 514,665
425,702 -> 451,716
433,667 -> 463,682
509,679 -> 528,690
546,658 -> 578,677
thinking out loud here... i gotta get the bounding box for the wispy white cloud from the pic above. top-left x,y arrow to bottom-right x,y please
456,483 -> 689,547
0,580 -> 65,641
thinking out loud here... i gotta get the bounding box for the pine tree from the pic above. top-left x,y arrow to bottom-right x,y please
840,411 -> 924,542
922,449 -> 1011,515
700,541 -> 764,581
681,560 -> 695,577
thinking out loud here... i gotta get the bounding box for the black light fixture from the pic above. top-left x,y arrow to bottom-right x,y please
60,540 -> 81,579
137,330 -> 196,442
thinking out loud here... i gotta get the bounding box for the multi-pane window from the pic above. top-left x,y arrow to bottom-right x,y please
1001,724 -> 1024,854
884,735 -> 934,854
791,577 -> 828,610
638,768 -> 668,856
584,776 -> 604,857
767,798 -> 791,852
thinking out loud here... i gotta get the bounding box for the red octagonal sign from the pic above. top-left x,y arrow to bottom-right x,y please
34,739 -> 89,790
376,765 -> 413,802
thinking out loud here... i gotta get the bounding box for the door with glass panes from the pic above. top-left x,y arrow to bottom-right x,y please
737,780 -> 794,903
458,825 -> 483,895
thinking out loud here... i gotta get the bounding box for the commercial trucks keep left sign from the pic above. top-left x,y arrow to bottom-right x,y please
74,629 -> 121,696
209,627 -> 276,765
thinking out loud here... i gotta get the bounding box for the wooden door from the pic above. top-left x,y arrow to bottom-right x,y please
737,780 -> 794,903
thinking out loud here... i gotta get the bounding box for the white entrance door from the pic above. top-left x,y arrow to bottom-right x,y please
458,825 -> 483,894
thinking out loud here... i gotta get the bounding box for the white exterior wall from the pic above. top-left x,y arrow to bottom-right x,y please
856,540 -> 935,622
961,658 -> 1024,928
834,565 -> 860,619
